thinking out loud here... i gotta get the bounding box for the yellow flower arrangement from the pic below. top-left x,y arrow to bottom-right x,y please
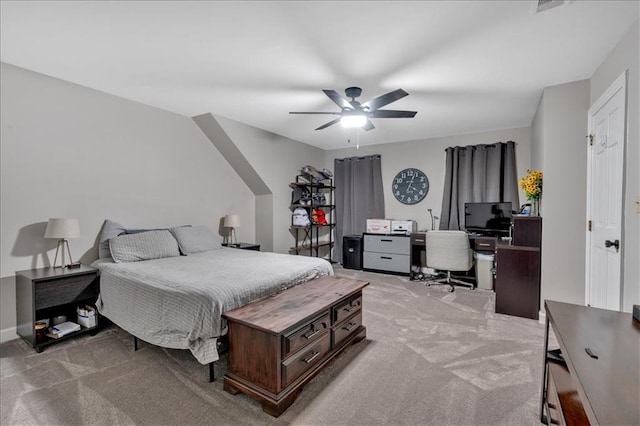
519,169 -> 543,201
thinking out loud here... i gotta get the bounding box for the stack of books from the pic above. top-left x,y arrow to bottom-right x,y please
47,321 -> 80,339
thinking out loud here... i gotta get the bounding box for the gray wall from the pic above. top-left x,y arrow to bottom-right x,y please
590,19 -> 639,312
0,63 -> 255,339
533,80 -> 590,308
213,116 -> 327,255
325,127 -> 532,231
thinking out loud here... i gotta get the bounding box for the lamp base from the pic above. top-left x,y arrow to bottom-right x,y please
52,239 -> 75,268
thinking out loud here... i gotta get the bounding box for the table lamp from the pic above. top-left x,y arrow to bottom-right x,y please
224,214 -> 240,246
44,218 -> 80,268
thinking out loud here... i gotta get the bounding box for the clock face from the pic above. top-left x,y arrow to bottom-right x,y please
392,168 -> 429,205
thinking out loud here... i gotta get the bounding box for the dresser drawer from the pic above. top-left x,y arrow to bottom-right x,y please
332,312 -> 362,348
35,273 -> 98,310
333,294 -> 362,324
363,252 -> 410,273
282,332 -> 331,387
364,234 -> 410,255
282,312 -> 330,358
472,237 -> 496,252
410,233 -> 426,247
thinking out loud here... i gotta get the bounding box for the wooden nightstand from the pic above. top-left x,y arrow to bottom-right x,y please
15,265 -> 101,352
222,242 -> 261,251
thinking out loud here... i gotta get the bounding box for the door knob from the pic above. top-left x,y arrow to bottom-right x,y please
604,239 -> 620,252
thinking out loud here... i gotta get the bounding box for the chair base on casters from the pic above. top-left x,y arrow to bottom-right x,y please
425,271 -> 475,292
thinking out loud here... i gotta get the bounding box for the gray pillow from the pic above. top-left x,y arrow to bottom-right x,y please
109,230 -> 180,263
98,219 -> 191,258
98,220 -> 127,259
170,225 -> 219,254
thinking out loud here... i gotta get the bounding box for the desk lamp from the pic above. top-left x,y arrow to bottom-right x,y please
44,218 -> 80,268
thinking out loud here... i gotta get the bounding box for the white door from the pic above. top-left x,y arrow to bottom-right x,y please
585,72 -> 627,311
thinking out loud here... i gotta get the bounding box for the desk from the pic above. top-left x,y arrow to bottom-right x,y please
541,300 -> 640,425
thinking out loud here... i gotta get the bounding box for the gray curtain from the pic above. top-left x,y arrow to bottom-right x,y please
440,141 -> 519,230
333,155 -> 385,263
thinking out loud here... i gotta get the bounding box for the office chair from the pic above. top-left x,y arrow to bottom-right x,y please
424,231 -> 474,292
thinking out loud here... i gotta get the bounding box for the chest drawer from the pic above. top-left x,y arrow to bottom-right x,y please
282,332 -> 331,387
35,273 -> 98,310
364,235 -> 410,255
282,312 -> 330,358
410,233 -> 426,247
333,294 -> 362,324
332,312 -> 362,348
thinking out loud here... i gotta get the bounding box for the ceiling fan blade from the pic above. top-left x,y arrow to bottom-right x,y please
289,111 -> 341,115
362,119 -> 375,131
362,89 -> 409,111
315,117 -> 342,130
369,110 -> 417,118
323,89 -> 352,110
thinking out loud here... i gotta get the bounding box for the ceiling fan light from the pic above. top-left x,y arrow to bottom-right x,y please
341,114 -> 367,128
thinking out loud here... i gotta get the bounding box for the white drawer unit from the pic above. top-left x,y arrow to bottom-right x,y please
362,234 -> 410,275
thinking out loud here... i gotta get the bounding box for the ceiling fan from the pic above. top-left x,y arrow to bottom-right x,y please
290,87 -> 417,131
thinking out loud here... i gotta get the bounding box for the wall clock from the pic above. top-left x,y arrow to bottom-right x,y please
392,168 -> 429,205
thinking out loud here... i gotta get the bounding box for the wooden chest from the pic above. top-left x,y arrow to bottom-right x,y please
222,276 -> 369,417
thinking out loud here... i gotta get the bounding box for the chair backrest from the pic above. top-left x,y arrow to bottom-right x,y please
425,231 -> 473,272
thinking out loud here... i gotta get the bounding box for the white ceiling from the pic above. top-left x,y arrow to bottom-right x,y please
1,1 -> 638,150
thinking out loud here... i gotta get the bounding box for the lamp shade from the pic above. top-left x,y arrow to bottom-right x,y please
44,218 -> 80,239
224,214 -> 241,228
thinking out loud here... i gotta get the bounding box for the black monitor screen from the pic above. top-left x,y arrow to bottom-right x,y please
464,202 -> 513,234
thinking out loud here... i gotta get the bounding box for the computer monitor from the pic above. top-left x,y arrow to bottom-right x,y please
464,202 -> 513,235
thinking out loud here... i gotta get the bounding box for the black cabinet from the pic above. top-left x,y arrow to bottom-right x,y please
16,265 -> 100,352
342,235 -> 363,270
495,216 -> 542,320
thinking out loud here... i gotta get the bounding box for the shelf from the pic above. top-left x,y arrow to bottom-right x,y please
289,204 -> 335,209
290,242 -> 334,251
291,224 -> 335,228
36,324 -> 100,352
289,182 -> 335,189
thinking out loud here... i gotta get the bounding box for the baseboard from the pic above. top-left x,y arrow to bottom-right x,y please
538,310 -> 546,325
0,327 -> 18,344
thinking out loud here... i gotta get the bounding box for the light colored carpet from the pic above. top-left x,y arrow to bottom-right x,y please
1,266 -> 547,425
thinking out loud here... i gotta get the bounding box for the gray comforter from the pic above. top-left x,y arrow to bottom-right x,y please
95,248 -> 333,364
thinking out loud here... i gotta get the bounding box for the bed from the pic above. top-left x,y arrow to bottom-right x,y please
93,222 -> 333,365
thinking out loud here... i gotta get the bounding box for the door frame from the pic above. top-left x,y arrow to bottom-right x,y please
585,70 -> 628,308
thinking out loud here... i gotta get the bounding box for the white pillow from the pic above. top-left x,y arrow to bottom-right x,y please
170,225 -> 219,254
109,230 -> 180,263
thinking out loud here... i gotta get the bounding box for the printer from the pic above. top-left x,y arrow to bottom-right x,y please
391,220 -> 417,235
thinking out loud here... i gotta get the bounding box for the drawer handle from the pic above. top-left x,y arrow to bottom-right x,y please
343,303 -> 356,313
380,239 -> 393,242
303,328 -> 320,340
342,322 -> 357,332
414,239 -> 424,243
478,243 -> 491,247
380,256 -> 392,260
303,351 -> 321,364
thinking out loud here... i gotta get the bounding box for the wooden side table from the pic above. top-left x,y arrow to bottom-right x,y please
222,242 -> 261,251
15,265 -> 101,352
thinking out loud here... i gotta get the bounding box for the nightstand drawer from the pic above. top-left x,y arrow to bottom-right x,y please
35,273 -> 98,310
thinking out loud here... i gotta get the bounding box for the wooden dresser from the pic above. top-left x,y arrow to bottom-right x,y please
222,276 -> 369,417
541,300 -> 640,425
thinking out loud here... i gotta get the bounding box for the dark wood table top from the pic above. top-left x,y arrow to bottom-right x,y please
223,276 -> 369,334
545,300 -> 640,426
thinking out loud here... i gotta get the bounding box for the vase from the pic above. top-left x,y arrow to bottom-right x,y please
530,199 -> 540,216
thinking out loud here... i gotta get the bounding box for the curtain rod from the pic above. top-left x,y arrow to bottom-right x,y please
444,140 -> 516,151
335,154 -> 381,162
